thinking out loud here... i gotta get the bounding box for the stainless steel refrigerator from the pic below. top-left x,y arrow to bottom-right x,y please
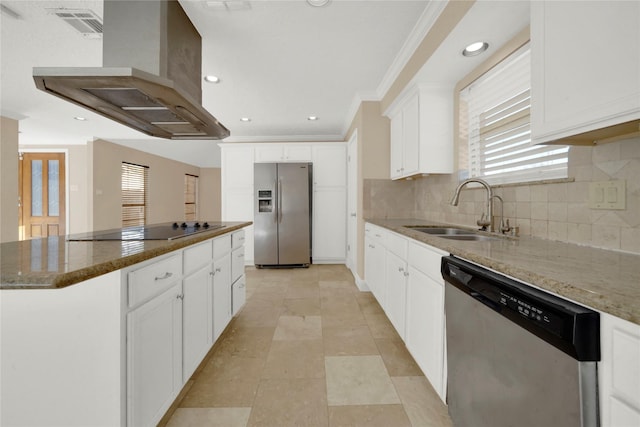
254,163 -> 312,267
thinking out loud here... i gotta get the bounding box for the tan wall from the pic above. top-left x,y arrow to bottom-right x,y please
199,167 -> 221,221
346,101 -> 393,279
1,117 -> 19,243
91,140 -> 201,231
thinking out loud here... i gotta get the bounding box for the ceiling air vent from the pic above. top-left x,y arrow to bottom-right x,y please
49,8 -> 103,38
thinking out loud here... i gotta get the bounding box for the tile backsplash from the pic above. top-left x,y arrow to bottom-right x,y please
364,136 -> 640,254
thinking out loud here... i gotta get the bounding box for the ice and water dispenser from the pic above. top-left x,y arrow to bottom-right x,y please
258,190 -> 273,213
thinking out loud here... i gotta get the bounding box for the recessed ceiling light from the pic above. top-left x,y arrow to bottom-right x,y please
307,116 -> 319,121
204,75 -> 220,83
74,116 -> 87,121
307,0 -> 330,7
240,117 -> 251,122
462,41 -> 489,57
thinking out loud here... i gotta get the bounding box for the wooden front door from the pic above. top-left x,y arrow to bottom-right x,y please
19,153 -> 66,239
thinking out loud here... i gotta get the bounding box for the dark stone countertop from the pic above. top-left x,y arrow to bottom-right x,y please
1,222 -> 252,290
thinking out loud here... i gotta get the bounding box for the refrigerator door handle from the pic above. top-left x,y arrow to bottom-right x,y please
273,180 -> 278,223
278,179 -> 283,223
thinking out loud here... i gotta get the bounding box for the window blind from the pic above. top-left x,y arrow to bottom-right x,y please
121,162 -> 148,227
461,43 -> 568,185
185,174 -> 198,221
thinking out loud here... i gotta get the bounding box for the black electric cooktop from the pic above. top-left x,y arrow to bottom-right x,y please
66,221 -> 225,241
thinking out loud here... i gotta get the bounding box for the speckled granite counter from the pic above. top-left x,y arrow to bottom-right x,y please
0,221 -> 252,290
368,218 -> 640,326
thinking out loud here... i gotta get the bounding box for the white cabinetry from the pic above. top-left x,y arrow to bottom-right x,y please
385,85 -> 453,180
364,224 -> 386,305
385,251 -> 408,339
127,273 -> 183,427
182,242 -> 213,381
126,229 -> 245,427
531,1 -> 640,144
255,143 -> 312,162
231,229 -> 247,316
363,222 -> 448,404
312,144 -> 347,263
600,312 -> 640,427
406,241 -> 447,402
384,233 -> 408,339
212,235 -> 232,342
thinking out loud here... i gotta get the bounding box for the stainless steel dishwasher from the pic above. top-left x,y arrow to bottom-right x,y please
441,256 -> 600,427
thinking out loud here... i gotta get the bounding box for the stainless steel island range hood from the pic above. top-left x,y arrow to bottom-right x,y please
33,0 -> 229,140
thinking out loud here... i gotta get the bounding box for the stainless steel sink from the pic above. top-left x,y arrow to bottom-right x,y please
437,234 -> 500,242
403,225 -> 503,242
404,226 -> 474,235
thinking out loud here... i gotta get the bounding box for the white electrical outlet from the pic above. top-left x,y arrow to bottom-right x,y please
589,180 -> 626,210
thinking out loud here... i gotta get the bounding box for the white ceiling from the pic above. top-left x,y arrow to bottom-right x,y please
0,0 -> 530,168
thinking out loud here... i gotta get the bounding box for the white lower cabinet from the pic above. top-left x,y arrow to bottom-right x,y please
213,253 -> 232,342
406,265 -> 446,401
127,282 -> 183,427
384,251 -> 408,339
126,229 -> 246,427
364,230 -> 386,305
364,222 -> 448,404
182,263 -> 213,381
600,312 -> 640,427
232,274 -> 247,316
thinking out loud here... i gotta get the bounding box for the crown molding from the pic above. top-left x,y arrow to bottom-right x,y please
340,1 -> 449,138
375,0 -> 449,100
222,134 -> 345,143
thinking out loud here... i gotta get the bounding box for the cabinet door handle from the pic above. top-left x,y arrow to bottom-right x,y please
155,272 -> 173,281
375,234 -> 381,238
350,213 -> 357,217
210,271 -> 215,276
238,254 -> 245,258
368,244 -> 375,248
398,267 -> 404,273
216,267 -> 222,273
403,271 -> 409,277
176,294 -> 184,300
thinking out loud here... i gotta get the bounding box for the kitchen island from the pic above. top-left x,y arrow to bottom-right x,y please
0,221 -> 251,427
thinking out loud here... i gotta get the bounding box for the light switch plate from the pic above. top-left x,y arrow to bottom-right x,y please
589,180 -> 626,210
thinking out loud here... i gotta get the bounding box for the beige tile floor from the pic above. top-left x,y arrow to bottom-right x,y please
163,265 -> 453,427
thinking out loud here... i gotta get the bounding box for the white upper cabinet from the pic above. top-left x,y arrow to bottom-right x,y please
385,85 -> 454,180
530,1 -> 640,144
255,144 -> 312,162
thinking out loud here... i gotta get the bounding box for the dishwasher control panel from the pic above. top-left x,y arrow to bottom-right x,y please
498,291 -> 563,337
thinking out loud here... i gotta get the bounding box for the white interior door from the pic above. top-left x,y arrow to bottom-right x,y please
347,131 -> 358,274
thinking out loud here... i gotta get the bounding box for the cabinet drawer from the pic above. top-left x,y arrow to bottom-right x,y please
365,223 -> 386,243
213,235 -> 232,259
128,254 -> 182,308
183,240 -> 213,273
386,232 -> 407,258
232,230 -> 245,249
408,241 -> 446,282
